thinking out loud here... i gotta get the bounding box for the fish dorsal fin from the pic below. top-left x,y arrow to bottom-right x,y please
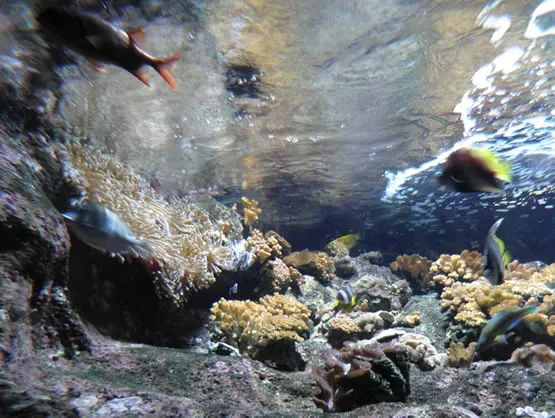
469,148 -> 512,183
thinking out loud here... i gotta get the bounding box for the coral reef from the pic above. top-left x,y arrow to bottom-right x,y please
324,312 -> 395,348
312,341 -> 410,412
209,294 -> 311,368
447,342 -> 477,368
65,145 -> 240,304
429,250 -> 484,288
391,254 -> 433,292
510,344 -> 555,373
371,329 -> 446,371
258,258 -> 303,294
352,274 -> 411,312
283,251 -> 335,283
245,229 -> 285,263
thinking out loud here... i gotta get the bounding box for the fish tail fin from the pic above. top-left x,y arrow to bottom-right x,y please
153,55 -> 181,90
471,148 -> 512,183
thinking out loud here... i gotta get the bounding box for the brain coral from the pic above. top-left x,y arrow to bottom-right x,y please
64,145 -> 239,304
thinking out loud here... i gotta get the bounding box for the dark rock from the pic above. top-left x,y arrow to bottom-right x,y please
334,257 -> 358,278
360,251 -> 384,265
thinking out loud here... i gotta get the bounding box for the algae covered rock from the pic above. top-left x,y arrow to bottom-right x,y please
283,251 -> 336,283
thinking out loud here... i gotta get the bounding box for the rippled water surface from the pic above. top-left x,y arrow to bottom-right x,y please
2,0 -> 554,261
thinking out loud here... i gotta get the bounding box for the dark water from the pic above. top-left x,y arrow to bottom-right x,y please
1,0 -> 553,262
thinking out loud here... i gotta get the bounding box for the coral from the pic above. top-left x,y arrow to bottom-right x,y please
259,258 -> 303,294
65,145 -> 239,304
241,196 -> 262,227
352,275 -> 411,312
505,260 -> 538,281
209,294 -> 311,358
372,329 -> 446,371
406,312 -> 421,327
283,251 -> 335,283
430,250 -> 484,288
312,341 -> 410,412
246,229 -> 283,263
265,230 -> 291,256
327,316 -> 362,348
510,344 -> 555,373
447,342 -> 477,368
391,254 -> 433,291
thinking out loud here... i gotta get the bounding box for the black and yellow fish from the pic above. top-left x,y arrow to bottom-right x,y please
483,218 -> 511,285
438,148 -> 511,193
332,285 -> 357,312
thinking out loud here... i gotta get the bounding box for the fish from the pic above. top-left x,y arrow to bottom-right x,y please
229,282 -> 238,297
438,148 -> 511,193
62,203 -> 151,258
37,6 -> 180,89
327,233 -> 361,251
483,218 -> 511,285
332,285 -> 357,312
477,304 -> 540,352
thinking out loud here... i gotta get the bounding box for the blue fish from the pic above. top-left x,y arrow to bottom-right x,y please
477,304 -> 540,352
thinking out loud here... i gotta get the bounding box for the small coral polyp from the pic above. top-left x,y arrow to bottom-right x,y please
64,144 -> 236,304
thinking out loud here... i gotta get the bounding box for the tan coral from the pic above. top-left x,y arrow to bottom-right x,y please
65,145 -> 234,304
405,312 -> 421,327
246,228 -> 280,262
430,250 -> 484,288
391,255 -> 432,290
241,196 -> 263,227
283,251 -> 335,283
210,293 -> 311,357
510,344 -> 555,373
447,342 -> 477,368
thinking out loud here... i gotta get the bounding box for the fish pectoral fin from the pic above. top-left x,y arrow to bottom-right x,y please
85,34 -> 106,50
132,71 -> 150,87
127,28 -> 146,46
450,175 -> 465,184
87,59 -> 108,73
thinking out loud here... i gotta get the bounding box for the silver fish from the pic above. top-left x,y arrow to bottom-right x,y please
62,203 -> 151,258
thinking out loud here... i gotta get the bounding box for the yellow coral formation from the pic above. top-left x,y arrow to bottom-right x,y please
241,196 -> 262,227
447,342 -> 477,368
246,228 -> 282,262
210,294 -> 311,357
434,250 -> 555,333
405,312 -> 421,327
65,145 -> 234,303
430,250 -> 484,288
391,255 -> 432,289
329,316 -> 361,335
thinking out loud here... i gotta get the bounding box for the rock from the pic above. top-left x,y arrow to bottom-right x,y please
334,256 -> 358,278
352,273 -> 412,312
283,251 -> 335,284
360,251 -> 384,265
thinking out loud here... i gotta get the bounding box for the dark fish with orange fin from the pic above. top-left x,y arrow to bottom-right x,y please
438,148 -> 511,193
37,6 -> 180,89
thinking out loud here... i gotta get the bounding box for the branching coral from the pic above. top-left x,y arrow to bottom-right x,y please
312,341 -> 410,412
447,342 -> 477,368
430,250 -> 484,288
391,254 -> 433,291
246,229 -> 284,263
209,294 -> 311,358
64,145 -> 238,304
241,196 -> 262,227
